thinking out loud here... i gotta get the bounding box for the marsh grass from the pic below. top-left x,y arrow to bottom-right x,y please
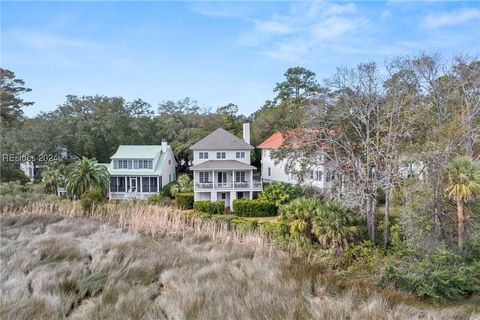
1,203 -> 479,319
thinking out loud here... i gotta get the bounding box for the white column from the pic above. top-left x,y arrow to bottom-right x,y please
157,176 -> 159,193
212,170 -> 215,189
232,170 -> 235,189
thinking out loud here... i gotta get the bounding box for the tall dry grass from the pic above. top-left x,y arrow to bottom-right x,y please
1,202 -> 479,319
1,201 -> 276,252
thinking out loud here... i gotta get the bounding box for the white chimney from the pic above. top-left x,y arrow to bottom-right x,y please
243,122 -> 250,145
161,139 -> 168,153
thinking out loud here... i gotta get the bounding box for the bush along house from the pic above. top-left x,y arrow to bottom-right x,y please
107,141 -> 176,200
189,123 -> 262,209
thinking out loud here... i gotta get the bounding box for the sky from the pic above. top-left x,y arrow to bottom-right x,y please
1,1 -> 479,117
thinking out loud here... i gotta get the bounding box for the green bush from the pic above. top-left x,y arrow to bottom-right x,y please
382,245 -> 480,301
160,181 -> 178,198
232,199 -> 276,217
231,218 -> 258,232
279,197 -> 359,250
80,188 -> 106,213
259,182 -> 303,207
193,200 -> 225,214
175,192 -> 194,210
147,194 -> 170,206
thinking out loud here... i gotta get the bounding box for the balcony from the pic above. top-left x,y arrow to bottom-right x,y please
195,181 -> 262,190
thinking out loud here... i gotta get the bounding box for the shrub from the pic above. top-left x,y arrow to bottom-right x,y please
171,175 -> 193,197
175,192 -> 194,210
232,199 -> 276,217
80,188 -> 106,213
231,218 -> 258,232
382,245 -> 480,301
259,182 -> 303,207
193,200 -> 225,214
279,197 -> 359,250
160,181 -> 178,198
147,194 -> 170,206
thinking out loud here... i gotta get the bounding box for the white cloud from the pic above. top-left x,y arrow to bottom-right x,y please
232,2 -> 368,62
255,21 -> 293,35
311,16 -> 368,40
422,8 -> 480,29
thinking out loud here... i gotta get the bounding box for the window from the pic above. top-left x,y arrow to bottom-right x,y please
236,152 -> 245,159
315,171 -> 323,181
268,167 -> 271,176
138,160 -> 151,169
118,160 -> 128,169
221,193 -> 226,200
168,159 -> 171,165
216,152 -> 226,159
110,177 -> 118,192
235,171 -> 246,182
150,177 -> 158,192
309,170 -> 315,180
199,172 -> 209,183
142,177 -> 150,192
199,152 -> 208,159
237,192 -> 245,199
118,177 -> 125,192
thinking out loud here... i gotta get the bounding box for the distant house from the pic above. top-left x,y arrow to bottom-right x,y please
257,131 -> 336,190
189,124 -> 262,208
107,141 -> 176,200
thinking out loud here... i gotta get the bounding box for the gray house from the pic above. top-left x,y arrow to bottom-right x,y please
189,124 -> 262,208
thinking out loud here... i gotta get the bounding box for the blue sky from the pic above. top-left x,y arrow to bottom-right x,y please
2,1 -> 479,117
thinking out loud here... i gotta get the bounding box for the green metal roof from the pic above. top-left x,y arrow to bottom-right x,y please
110,145 -> 163,159
107,145 -> 171,176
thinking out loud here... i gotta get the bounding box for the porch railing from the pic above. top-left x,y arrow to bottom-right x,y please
194,181 -> 263,190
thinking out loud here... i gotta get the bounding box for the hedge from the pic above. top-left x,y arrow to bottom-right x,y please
193,200 -> 225,214
232,199 -> 276,217
175,192 -> 194,209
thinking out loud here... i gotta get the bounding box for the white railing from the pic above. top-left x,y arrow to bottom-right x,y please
194,181 -> 263,190
195,182 -> 213,189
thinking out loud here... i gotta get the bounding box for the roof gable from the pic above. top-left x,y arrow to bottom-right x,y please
189,128 -> 254,150
257,132 -> 284,149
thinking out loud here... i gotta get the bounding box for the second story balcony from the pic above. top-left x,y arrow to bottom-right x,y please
195,180 -> 262,190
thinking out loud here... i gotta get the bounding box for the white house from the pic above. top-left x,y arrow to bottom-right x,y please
189,124 -> 262,208
107,141 -> 176,200
257,132 -> 337,190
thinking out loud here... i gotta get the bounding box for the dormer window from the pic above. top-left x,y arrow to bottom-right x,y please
236,152 -> 245,159
216,152 -> 226,159
118,160 -> 128,169
137,160 -> 152,169
199,152 -> 208,159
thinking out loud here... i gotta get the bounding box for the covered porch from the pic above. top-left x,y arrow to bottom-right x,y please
109,175 -> 162,200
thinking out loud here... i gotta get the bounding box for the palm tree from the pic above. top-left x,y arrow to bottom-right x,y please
41,164 -> 66,194
170,174 -> 193,197
445,156 -> 480,250
280,197 -> 323,243
66,157 -> 109,198
313,202 -> 359,251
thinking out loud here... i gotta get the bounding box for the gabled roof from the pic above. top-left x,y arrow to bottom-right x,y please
110,145 -> 162,159
108,145 -> 173,176
189,128 -> 254,150
257,132 -> 284,149
190,160 -> 256,171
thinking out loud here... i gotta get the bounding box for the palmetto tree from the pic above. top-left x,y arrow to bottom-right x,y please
66,157 -> 109,198
445,156 -> 480,250
313,202 -> 359,251
170,174 -> 193,197
41,163 -> 66,194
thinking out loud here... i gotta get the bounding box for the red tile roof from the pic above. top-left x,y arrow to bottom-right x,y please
257,132 -> 284,149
